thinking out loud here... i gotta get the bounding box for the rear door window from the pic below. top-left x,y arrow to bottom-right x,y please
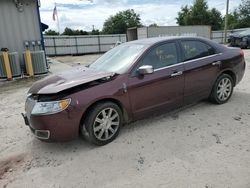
181,40 -> 215,61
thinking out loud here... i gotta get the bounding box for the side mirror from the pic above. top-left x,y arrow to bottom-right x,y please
137,65 -> 154,75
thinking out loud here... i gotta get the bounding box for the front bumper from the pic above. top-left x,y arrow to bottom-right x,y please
23,98 -> 81,142
230,38 -> 248,48
22,113 -> 50,140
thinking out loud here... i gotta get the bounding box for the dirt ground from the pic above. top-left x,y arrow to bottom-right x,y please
0,50 -> 250,188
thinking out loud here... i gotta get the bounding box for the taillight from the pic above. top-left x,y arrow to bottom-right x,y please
240,49 -> 244,57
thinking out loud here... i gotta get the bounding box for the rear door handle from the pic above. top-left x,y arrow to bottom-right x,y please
171,71 -> 183,77
212,61 -> 221,66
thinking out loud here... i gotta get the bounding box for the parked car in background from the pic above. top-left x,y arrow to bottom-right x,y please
22,37 -> 245,146
228,29 -> 250,49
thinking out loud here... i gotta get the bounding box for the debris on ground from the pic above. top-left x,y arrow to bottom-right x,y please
233,116 -> 242,121
212,133 -> 222,144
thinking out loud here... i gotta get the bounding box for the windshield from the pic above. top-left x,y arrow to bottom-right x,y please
89,44 -> 146,74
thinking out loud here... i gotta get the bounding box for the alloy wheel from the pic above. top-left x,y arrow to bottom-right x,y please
217,77 -> 232,101
93,108 -> 120,141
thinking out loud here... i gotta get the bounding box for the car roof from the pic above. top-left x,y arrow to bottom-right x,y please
126,36 -> 209,45
124,36 -> 226,52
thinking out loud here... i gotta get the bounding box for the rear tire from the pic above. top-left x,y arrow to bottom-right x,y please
82,102 -> 123,146
209,74 -> 234,104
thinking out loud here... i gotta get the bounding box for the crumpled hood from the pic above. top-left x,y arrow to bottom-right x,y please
230,33 -> 243,38
230,31 -> 250,38
28,66 -> 115,94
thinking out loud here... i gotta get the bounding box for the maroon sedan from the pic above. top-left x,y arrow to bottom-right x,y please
22,37 -> 245,145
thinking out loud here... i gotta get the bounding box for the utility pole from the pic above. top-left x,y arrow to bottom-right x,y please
224,0 -> 229,44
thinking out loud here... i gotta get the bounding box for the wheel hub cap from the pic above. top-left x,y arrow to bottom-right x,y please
217,78 -> 232,101
103,118 -> 112,130
93,108 -> 120,141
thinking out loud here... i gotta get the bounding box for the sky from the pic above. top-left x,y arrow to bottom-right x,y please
39,0 -> 242,32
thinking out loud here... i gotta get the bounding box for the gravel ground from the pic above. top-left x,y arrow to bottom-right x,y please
0,50 -> 250,188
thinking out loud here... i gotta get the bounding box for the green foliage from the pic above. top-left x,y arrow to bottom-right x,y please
62,27 -> 89,35
176,0 -> 223,30
238,0 -> 250,27
102,9 -> 142,34
91,29 -> 100,35
226,11 -> 240,29
148,23 -> 158,27
208,8 -> 223,31
176,5 -> 190,26
189,0 -> 209,25
226,0 -> 250,29
44,29 -> 59,36
62,27 -> 74,35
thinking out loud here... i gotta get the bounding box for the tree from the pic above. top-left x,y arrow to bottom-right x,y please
189,0 -> 209,25
44,29 -> 59,35
62,27 -> 75,35
208,8 -> 223,31
102,9 -> 142,34
235,0 -> 250,28
62,27 -> 89,35
222,0 -> 250,29
148,23 -> 158,27
225,11 -> 239,29
176,5 -> 190,26
79,30 -> 89,35
91,29 -> 100,35
176,0 -> 223,30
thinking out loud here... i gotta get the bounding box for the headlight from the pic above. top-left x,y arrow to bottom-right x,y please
31,99 -> 71,115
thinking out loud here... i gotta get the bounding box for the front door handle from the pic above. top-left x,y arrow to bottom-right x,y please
171,71 -> 183,77
212,61 -> 221,66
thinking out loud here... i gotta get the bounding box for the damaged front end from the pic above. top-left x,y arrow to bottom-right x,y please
25,66 -> 117,117
28,66 -> 116,95
23,66 -> 117,141
25,69 -> 117,119
29,75 -> 116,102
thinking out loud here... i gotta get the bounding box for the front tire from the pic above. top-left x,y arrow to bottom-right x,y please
83,102 -> 123,146
209,74 -> 234,104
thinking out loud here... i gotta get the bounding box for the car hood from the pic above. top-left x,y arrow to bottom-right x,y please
230,31 -> 250,38
230,33 -> 244,38
28,66 -> 115,94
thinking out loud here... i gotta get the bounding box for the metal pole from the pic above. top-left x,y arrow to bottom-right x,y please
224,0 -> 229,44
97,35 -> 101,53
53,37 -> 57,56
75,36 -> 79,55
